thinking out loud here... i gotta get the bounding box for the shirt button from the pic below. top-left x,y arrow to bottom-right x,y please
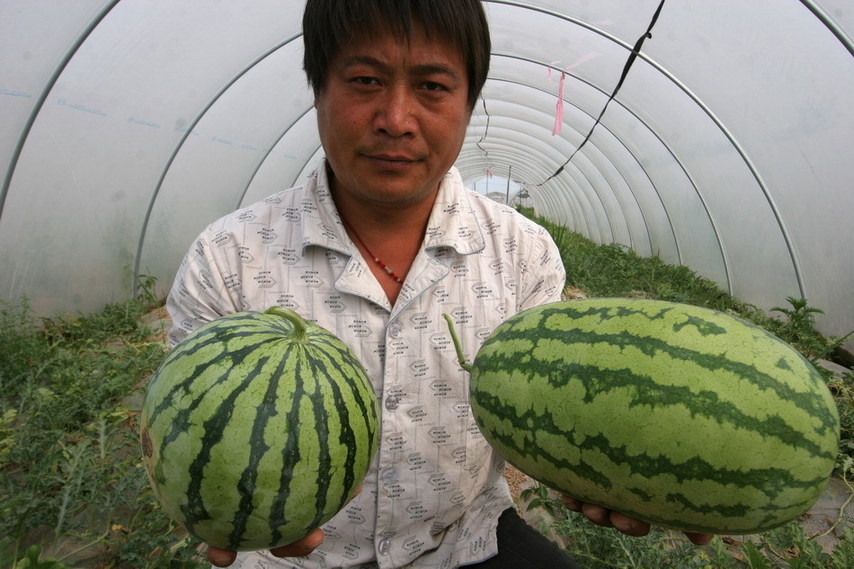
385,395 -> 400,411
378,537 -> 391,555
388,322 -> 402,338
381,467 -> 397,483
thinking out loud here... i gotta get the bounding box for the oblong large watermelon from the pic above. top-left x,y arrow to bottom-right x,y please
140,306 -> 379,551
447,298 -> 840,534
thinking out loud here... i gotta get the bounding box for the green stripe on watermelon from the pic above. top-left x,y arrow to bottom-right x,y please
444,298 -> 840,535
141,306 -> 379,551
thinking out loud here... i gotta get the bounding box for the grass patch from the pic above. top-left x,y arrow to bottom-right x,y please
0,282 -> 205,568
536,214 -> 851,365
522,482 -> 854,569
1,220 -> 851,568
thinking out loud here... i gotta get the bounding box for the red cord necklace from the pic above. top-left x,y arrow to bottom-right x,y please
340,216 -> 405,284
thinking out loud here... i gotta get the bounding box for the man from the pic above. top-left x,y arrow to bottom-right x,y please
166,1 -> 710,567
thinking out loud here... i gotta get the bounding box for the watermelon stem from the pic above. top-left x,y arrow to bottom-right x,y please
265,306 -> 308,342
442,313 -> 473,373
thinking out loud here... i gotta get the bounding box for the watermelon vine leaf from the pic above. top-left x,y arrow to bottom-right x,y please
442,313 -> 473,373
742,541 -> 775,569
11,545 -> 73,569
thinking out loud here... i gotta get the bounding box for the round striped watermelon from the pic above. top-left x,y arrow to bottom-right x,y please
140,306 -> 379,551
447,298 -> 840,534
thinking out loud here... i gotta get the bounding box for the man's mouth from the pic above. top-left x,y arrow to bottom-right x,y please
370,154 -> 417,163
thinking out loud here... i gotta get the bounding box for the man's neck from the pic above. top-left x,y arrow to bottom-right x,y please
330,181 -> 440,305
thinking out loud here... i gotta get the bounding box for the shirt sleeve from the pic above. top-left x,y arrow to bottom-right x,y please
517,227 -> 567,312
165,232 -> 242,347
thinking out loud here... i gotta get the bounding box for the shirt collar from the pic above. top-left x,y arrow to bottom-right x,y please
424,167 -> 486,256
300,162 -> 351,255
301,160 -> 486,257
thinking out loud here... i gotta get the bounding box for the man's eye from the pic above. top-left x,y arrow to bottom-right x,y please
422,81 -> 446,92
353,76 -> 379,86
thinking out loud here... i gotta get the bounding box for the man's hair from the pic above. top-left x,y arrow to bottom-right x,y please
302,0 -> 491,109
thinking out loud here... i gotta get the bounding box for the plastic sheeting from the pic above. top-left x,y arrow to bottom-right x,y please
1,0 -> 852,345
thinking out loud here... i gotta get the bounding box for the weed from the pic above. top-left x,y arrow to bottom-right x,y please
2,226 -> 851,568
831,373 -> 854,473
533,217 -> 853,370
135,274 -> 161,308
0,297 -> 51,402
522,484 -> 854,569
0,281 -> 205,569
769,297 -> 853,363
3,544 -> 71,569
533,218 -> 753,315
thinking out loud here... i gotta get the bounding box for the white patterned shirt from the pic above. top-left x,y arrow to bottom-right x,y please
166,162 -> 566,569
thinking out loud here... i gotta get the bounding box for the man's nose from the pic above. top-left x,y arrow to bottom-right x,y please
375,85 -> 416,137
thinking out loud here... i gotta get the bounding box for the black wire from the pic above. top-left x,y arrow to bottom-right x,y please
476,95 -> 491,158
537,0 -> 667,186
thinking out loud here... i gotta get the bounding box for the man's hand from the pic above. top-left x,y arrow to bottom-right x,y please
206,528 -> 325,567
560,495 -> 713,545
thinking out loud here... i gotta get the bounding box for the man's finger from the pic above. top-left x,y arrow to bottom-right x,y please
609,511 -> 650,537
270,528 -> 325,558
207,545 -> 237,567
560,495 -> 583,512
580,502 -> 613,527
685,532 -> 714,545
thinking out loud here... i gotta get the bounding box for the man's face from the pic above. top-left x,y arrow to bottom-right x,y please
314,25 -> 472,210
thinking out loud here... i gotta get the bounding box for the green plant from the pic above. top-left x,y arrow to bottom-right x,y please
5,545 -> 74,569
2,221 -> 850,568
769,297 -> 853,364
0,288 -> 206,569
135,274 -> 161,308
830,372 -> 854,473
533,218 -> 852,369
532,217 -> 752,314
0,297 -> 51,402
522,484 -> 854,568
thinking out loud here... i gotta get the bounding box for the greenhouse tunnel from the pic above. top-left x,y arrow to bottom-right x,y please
1,0 -> 852,350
